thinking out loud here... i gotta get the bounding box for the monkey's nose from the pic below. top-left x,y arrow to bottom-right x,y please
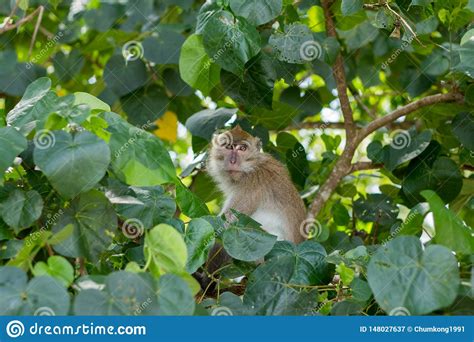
230,151 -> 237,164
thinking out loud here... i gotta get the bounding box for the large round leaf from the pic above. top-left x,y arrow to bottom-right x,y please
184,218 -> 215,273
6,77 -> 51,133
142,29 -> 185,64
367,236 -> 460,315
108,182 -> 176,229
144,224 -> 188,276
74,271 -> 159,315
33,130 -> 111,199
269,24 -> 315,64
179,34 -> 221,96
202,10 -> 261,75
229,0 -> 282,26
222,224 -> 277,262
156,274 -> 195,315
121,86 -> 168,126
383,129 -> 432,171
185,107 -> 238,140
0,189 -> 43,233
103,112 -> 176,186
402,156 -> 463,204
0,266 -> 70,315
243,257 -> 318,315
103,55 -> 148,97
52,190 -> 117,262
265,240 -> 333,285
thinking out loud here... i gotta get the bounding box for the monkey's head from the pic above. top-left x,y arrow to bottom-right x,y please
210,125 -> 262,180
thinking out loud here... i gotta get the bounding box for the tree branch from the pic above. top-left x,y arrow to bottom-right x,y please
286,120 -> 417,131
321,0 -> 354,134
350,162 -> 383,173
359,92 -> 463,141
0,6 -> 42,34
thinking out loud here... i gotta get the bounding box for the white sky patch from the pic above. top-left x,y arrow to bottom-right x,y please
321,107 -> 341,122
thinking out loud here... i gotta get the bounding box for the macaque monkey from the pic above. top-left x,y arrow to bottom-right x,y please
207,125 -> 306,243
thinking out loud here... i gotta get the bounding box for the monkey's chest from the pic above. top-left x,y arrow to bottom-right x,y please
250,208 -> 291,241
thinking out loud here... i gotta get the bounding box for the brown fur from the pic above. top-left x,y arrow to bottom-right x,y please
207,126 -> 306,243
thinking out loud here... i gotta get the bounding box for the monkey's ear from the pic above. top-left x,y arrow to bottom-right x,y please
255,137 -> 262,151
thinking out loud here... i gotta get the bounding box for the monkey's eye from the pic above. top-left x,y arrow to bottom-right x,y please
238,145 -> 247,151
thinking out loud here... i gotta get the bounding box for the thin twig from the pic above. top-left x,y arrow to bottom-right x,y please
0,6 -> 42,34
28,6 -> 44,58
348,85 -> 377,119
320,0 -> 355,134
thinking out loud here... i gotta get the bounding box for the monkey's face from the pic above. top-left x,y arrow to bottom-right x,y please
211,129 -> 262,179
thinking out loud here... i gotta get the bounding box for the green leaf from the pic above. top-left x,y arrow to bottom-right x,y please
402,156 -> 463,204
74,92 -> 111,111
0,190 -> 43,233
142,29 -> 185,65
229,0 -> 282,26
338,21 -> 379,50
332,201 -> 350,226
457,40 -> 474,77
265,240 -> 332,285
32,256 -> 74,287
6,77 -> 51,133
185,107 -> 238,140
103,55 -> 148,97
367,236 -> 460,315
421,190 -> 474,254
74,271 -> 159,315
52,50 -> 85,82
176,182 -> 210,218
220,53 -> 276,110
103,112 -> 176,186
179,34 -> 221,96
202,10 -> 261,75
109,183 -> 176,229
33,130 -> 111,199
222,221 -> 277,262
269,23 -> 317,64
384,130 -> 432,171
184,218 -> 215,273
121,86 -> 168,126
341,0 -> 363,16
0,127 -> 27,185
156,274 -> 195,315
354,194 -> 399,226
243,256 -> 318,315
351,277 -> 372,304
52,190 -> 117,262
144,224 -> 188,276
0,266 -> 70,315
452,112 -> 474,150
336,262 -> 355,284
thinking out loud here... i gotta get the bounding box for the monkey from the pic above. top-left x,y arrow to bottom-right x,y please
207,125 -> 306,243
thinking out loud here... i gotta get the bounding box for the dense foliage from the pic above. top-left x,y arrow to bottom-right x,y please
0,0 -> 473,316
